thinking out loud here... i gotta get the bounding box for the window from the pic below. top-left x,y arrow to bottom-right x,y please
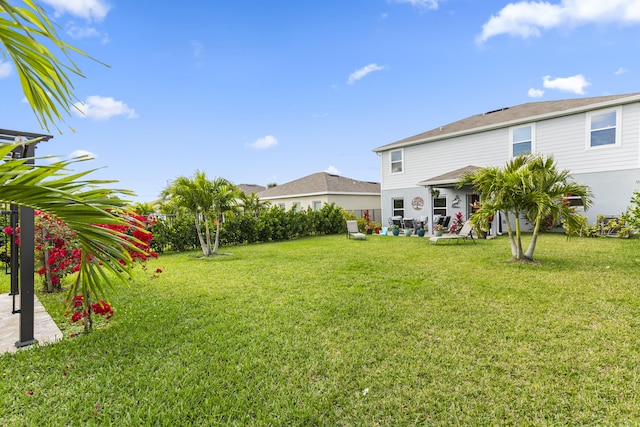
278,203 -> 285,209
565,194 -> 584,208
433,197 -> 447,216
589,109 -> 618,148
292,202 -> 300,212
511,125 -> 533,157
392,198 -> 404,217
312,201 -> 322,210
390,149 -> 403,174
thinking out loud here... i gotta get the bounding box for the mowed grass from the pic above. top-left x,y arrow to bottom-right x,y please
1,233 -> 640,425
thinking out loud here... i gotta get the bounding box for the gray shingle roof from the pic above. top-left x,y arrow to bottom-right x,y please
417,165 -> 481,187
374,93 -> 640,152
257,172 -> 380,198
237,183 -> 266,194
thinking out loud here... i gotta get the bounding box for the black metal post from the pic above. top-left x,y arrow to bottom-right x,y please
16,143 -> 37,348
9,204 -> 19,297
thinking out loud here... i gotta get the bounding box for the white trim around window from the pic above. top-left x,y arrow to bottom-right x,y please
586,108 -> 621,150
390,149 -> 404,174
509,124 -> 535,158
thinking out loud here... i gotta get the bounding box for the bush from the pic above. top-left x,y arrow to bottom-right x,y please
153,203 -> 352,251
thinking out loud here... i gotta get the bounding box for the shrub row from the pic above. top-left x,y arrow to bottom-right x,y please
150,203 -> 349,252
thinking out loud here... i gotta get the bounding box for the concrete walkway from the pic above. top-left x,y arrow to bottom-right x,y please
0,293 -> 63,355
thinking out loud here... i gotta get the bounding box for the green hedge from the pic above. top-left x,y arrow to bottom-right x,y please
152,203 -> 349,252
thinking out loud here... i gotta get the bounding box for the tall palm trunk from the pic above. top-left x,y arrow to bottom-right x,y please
213,216 -> 221,254
524,214 -> 543,260
503,212 -> 518,257
202,212 -> 212,256
193,213 -> 210,257
514,211 -> 524,259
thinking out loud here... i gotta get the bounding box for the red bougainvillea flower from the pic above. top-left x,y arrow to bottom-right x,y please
3,226 -> 13,235
155,268 -> 162,273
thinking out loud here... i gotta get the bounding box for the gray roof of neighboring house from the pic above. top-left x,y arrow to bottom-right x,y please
237,183 -> 266,194
257,172 -> 380,199
374,93 -> 640,152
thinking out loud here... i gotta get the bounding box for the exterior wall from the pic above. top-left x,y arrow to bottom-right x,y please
380,128 -> 508,191
572,168 -> 640,222
535,103 -> 640,174
379,101 -> 640,225
261,194 -> 381,213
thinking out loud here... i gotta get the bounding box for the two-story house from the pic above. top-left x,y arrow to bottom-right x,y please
373,93 -> 640,234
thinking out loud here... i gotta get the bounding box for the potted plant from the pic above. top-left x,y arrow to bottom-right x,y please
404,227 -> 412,236
390,224 -> 400,236
416,225 -> 426,237
433,223 -> 444,236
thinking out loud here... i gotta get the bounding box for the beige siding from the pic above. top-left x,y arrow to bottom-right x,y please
261,194 -> 380,212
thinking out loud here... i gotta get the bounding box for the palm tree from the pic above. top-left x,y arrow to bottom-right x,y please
210,178 -> 239,254
0,0 -> 98,132
521,155 -> 592,259
238,191 -> 270,218
162,174 -> 240,256
0,142 -> 141,302
162,171 -> 216,257
460,154 -> 592,261
1,2 -> 144,311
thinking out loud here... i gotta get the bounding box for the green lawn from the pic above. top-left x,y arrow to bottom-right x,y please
2,234 -> 640,425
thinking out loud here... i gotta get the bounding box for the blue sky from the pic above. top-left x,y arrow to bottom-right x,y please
2,0 -> 640,202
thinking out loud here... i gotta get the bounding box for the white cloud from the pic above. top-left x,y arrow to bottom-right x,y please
0,61 -> 11,79
250,135 -> 278,150
615,67 -> 629,75
312,112 -> 328,118
391,0 -> 439,9
325,165 -> 340,175
542,74 -> 591,94
69,149 -> 96,159
65,22 -> 108,43
191,41 -> 204,58
73,95 -> 138,120
478,0 -> 640,43
347,63 -> 386,85
42,0 -> 110,21
528,88 -> 545,98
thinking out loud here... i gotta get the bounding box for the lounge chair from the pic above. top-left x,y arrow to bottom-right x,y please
346,220 -> 366,240
429,220 -> 475,244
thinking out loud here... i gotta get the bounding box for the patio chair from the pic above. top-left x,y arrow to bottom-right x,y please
417,216 -> 429,230
441,216 -> 451,230
402,218 -> 415,230
429,220 -> 475,244
389,216 -> 403,228
346,220 -> 366,240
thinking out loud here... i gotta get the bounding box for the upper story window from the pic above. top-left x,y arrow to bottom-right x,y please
312,201 -> 322,210
588,109 -> 619,148
390,149 -> 403,174
511,125 -> 533,157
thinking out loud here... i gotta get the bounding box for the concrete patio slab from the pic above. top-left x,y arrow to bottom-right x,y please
0,293 -> 63,355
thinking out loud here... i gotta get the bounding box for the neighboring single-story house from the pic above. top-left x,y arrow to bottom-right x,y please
257,172 -> 381,221
373,93 -> 640,234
